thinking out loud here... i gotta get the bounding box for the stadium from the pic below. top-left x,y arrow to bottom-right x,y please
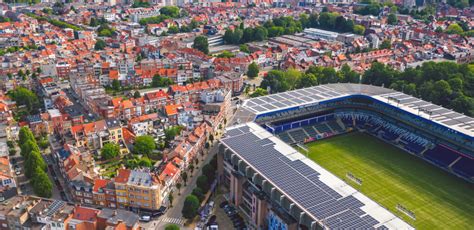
217,83 -> 474,230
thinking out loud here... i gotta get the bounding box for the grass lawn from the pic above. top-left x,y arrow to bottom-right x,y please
304,132 -> 474,230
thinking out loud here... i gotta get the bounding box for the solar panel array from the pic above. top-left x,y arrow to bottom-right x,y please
244,85 -> 346,114
379,92 -> 474,134
221,124 -> 410,229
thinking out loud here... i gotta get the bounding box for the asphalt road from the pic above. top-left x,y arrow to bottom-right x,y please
141,142 -> 220,230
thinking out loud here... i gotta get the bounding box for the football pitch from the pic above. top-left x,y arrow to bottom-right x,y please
303,132 -> 474,229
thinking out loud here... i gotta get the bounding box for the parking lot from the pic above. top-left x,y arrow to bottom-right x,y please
214,195 -> 248,230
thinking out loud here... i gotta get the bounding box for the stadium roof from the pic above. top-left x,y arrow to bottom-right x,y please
221,122 -> 413,229
236,83 -> 474,138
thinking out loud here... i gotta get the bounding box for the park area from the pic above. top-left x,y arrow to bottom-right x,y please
304,132 -> 474,229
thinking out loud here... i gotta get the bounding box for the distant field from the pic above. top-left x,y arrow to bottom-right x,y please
304,132 -> 474,229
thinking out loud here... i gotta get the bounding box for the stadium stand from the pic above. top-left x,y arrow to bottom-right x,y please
424,145 -> 461,168
452,157 -> 474,179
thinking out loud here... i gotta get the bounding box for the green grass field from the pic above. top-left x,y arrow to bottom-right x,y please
304,132 -> 474,230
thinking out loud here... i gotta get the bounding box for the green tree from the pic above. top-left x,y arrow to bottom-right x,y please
20,140 -> 39,158
181,171 -> 188,185
250,88 -> 268,98
165,126 -> 183,141
9,87 -> 40,114
94,39 -> 106,50
202,164 -> 215,181
111,79 -> 121,91
260,70 -> 290,93
165,224 -> 180,230
19,126 -> 35,145
133,91 -> 141,98
32,167 -> 53,198
296,73 -> 318,89
446,23 -> 464,34
188,163 -> 195,174
25,150 -> 46,178
139,157 -> 153,167
151,74 -> 173,87
160,6 -> 180,18
168,192 -> 174,207
353,25 -> 365,35
192,187 -> 204,202
192,36 -> 209,54
168,26 -> 179,34
380,39 -> 392,49
182,195 -> 200,219
253,26 -> 268,41
196,175 -> 210,192
101,143 -> 120,160
387,13 -> 398,25
176,182 -> 182,195
247,62 -> 259,79
299,13 -> 310,28
133,135 -> 156,156
239,44 -> 250,53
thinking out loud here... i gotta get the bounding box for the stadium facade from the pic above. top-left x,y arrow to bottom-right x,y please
217,83 -> 473,230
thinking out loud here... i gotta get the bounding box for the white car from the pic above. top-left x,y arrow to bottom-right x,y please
139,215 -> 151,222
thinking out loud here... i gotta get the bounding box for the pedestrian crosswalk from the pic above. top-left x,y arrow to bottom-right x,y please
160,217 -> 186,226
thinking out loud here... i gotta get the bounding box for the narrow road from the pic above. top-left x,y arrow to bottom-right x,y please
142,142 -> 220,229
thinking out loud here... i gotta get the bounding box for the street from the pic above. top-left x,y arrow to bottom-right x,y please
141,141 -> 220,230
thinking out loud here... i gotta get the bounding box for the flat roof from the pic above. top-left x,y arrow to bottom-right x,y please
221,123 -> 413,229
239,83 -> 474,138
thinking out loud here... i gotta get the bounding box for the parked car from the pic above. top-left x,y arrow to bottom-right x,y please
219,201 -> 228,208
139,215 -> 151,222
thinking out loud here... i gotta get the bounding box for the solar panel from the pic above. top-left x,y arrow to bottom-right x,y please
220,125 -> 398,229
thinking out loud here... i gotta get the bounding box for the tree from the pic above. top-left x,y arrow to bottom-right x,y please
209,134 -> 214,143
188,164 -> 194,174
247,62 -> 259,79
189,19 -> 198,29
250,88 -> 268,98
239,44 -> 250,53
32,167 -> 53,198
192,36 -> 209,54
111,79 -> 121,91
133,135 -> 156,156
168,192 -> 174,207
446,23 -> 464,34
20,140 -> 39,158
139,157 -> 153,167
253,26 -> 268,41
160,6 -> 180,18
165,224 -> 180,230
19,126 -> 35,145
196,175 -> 210,192
181,171 -> 188,185
435,26 -> 443,33
94,39 -> 106,50
192,187 -> 204,202
181,195 -> 200,219
202,164 -> 216,181
353,25 -> 365,35
176,182 -> 182,194
380,39 -> 392,49
168,26 -> 179,34
387,13 -> 398,25
133,91 -> 141,98
260,70 -> 290,93
299,13 -> 310,28
101,143 -> 120,160
25,150 -> 46,178
165,126 -> 183,141
151,74 -> 173,87
9,87 -> 40,114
